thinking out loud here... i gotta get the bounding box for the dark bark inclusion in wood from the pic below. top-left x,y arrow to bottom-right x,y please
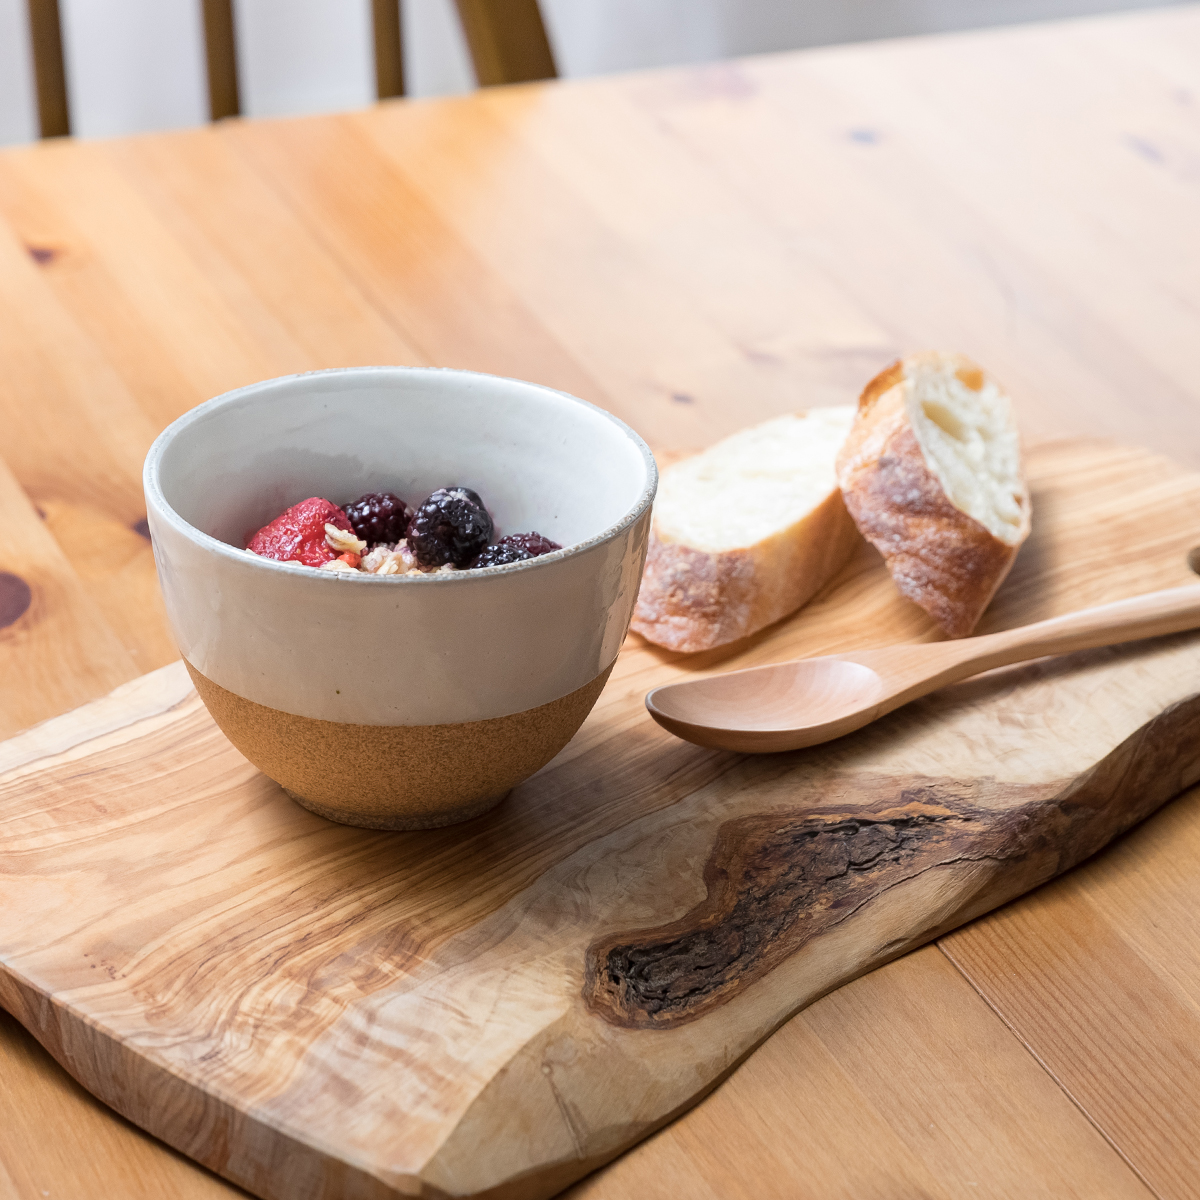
585,694 -> 1200,1030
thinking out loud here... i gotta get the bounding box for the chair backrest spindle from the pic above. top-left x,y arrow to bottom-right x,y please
27,0 -> 70,137
454,0 -> 556,86
372,0 -> 405,100
202,0 -> 240,119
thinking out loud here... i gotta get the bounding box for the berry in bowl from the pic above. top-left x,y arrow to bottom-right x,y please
143,367 -> 656,830
246,485 -> 562,576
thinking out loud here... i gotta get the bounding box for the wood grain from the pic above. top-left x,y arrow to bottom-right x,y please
0,140 -> 286,427
221,113 -> 603,401
0,1006 -> 246,1199
567,945 -> 1157,1200
585,710 -> 1200,1032
941,782 -> 1200,1200
0,455 -> 137,738
2,442 -> 1199,1199
102,129 -> 429,383
344,85 -> 894,452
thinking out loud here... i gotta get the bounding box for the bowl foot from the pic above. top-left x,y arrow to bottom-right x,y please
282,787 -> 511,830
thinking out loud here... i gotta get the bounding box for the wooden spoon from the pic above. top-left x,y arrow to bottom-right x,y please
645,583 -> 1200,753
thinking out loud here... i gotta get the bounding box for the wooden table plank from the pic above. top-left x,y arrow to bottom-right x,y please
633,18 -> 1200,463
0,1009 -> 244,1199
0,139 -> 280,431
104,129 -> 430,378
0,198 -> 156,519
0,456 -> 138,737
764,22 -> 1200,463
942,784 -> 1200,1200
342,87 -> 896,451
0,184 -> 172,673
220,113 -> 606,404
568,947 -> 1155,1200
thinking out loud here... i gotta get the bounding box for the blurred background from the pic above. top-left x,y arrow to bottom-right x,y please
0,0 -> 1188,145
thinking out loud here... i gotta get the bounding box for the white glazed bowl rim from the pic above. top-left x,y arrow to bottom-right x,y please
144,366 -> 658,582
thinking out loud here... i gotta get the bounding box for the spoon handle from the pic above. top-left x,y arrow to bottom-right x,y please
941,582 -> 1200,681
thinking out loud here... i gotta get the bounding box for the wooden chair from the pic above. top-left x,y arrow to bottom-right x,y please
26,0 -> 557,138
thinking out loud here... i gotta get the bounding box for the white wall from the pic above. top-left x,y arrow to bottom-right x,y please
58,0 -> 208,139
541,0 -> 1188,72
234,0 -> 374,117
0,0 -> 37,143
404,0 -> 474,97
0,0 -> 1191,144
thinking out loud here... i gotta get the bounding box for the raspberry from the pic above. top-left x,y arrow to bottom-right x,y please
499,532 -> 561,558
345,492 -> 412,546
474,542 -> 531,568
247,497 -> 352,567
408,487 -> 493,567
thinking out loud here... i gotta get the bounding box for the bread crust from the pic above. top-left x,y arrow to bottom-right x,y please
837,357 -> 1027,638
631,540 -> 756,652
631,488 -> 860,653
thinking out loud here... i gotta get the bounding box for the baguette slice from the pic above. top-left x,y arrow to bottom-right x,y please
632,407 -> 860,653
836,352 -> 1031,639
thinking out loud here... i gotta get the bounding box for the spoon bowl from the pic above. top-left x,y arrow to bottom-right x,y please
646,583 -> 1200,753
647,657 -> 886,751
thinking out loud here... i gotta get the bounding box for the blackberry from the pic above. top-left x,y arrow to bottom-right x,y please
499,532 -> 561,558
408,487 -> 493,567
474,531 -> 562,569
474,542 -> 532,568
345,492 -> 412,546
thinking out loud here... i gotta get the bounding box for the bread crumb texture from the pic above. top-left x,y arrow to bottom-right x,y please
837,352 -> 1031,638
906,356 -> 1026,545
633,407 -> 861,652
653,408 -> 856,554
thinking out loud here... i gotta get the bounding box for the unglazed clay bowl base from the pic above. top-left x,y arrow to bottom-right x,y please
282,788 -> 510,831
186,661 -> 613,831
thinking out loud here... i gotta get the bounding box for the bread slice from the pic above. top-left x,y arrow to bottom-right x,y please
631,407 -> 860,653
836,352 -> 1031,639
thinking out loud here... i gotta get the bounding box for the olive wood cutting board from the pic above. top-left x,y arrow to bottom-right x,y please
2,440 -> 1200,1200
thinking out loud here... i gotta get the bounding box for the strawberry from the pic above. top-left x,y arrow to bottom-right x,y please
247,498 -> 353,567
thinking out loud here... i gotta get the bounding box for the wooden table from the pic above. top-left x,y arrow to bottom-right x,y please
2,6 -> 1200,1196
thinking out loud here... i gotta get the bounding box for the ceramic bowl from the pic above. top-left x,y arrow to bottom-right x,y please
143,367 -> 656,830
